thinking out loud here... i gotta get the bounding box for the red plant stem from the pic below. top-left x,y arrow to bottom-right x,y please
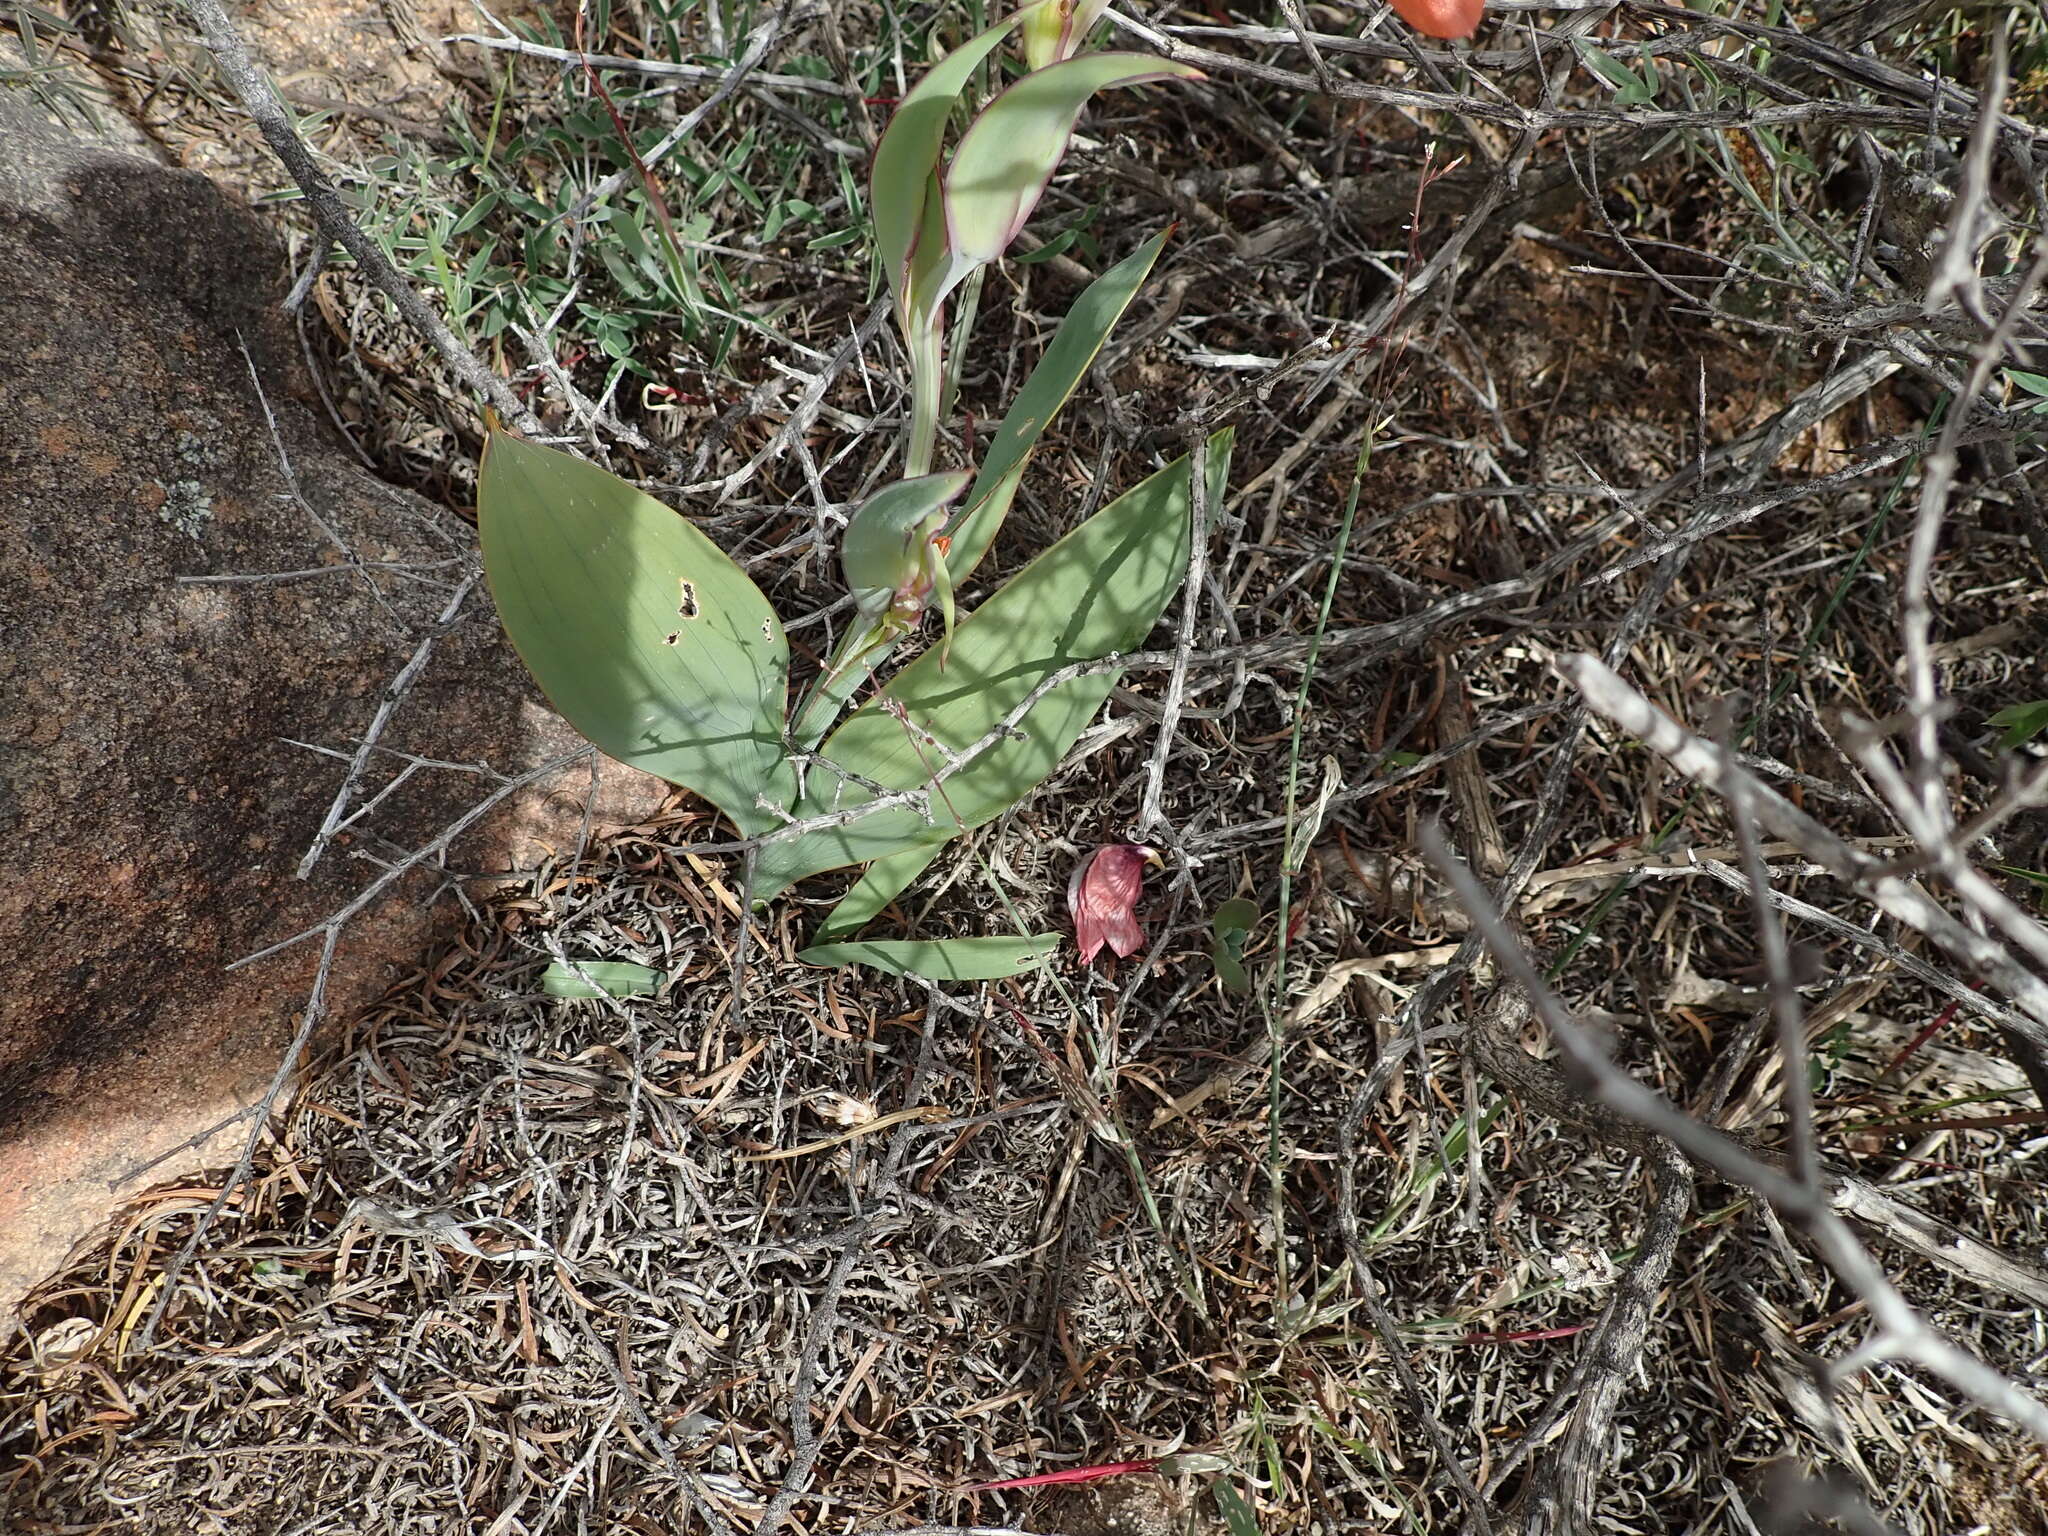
574,10 -> 691,283
1879,990 -> 1978,1080
965,1459 -> 1159,1493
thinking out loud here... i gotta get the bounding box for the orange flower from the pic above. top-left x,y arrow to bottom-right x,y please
1068,844 -> 1162,962
1390,0 -> 1485,40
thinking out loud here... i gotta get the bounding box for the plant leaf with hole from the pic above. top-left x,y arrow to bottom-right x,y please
479,432 -> 795,835
797,934 -> 1061,979
750,430 -> 1233,899
871,13 -> 1020,314
946,227 -> 1170,583
541,960 -> 664,998
945,54 -> 1201,270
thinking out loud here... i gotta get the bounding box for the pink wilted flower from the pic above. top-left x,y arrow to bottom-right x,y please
1068,844 -> 1162,962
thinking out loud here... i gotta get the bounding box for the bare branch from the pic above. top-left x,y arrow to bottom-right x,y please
179,0 -> 546,437
1421,820 -> 2048,1444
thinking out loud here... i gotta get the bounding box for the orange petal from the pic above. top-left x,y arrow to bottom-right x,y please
1389,0 -> 1485,40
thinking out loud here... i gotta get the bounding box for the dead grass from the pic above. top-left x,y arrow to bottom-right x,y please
6,0 -> 2048,1532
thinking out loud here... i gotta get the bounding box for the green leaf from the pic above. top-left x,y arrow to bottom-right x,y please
1013,226 -> 1080,263
750,430 -> 1234,899
1997,864 -> 2048,894
1571,37 -> 1648,98
798,934 -> 1061,979
2007,369 -> 2048,399
870,13 -> 1021,313
816,843 -> 948,943
1213,897 -> 1259,937
1211,947 -> 1250,995
479,432 -> 796,836
1212,1481 -> 1263,1536
946,227 -> 1170,584
541,959 -> 664,998
945,54 -> 1201,270
1209,896 -> 1258,995
1989,700 -> 2048,750
806,231 -> 1171,739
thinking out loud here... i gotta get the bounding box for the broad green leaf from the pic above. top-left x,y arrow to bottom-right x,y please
1989,700 -> 2048,749
870,13 -> 1021,311
946,227 -> 1170,583
541,959 -> 664,998
750,430 -> 1234,899
1213,897 -> 1259,937
479,432 -> 795,836
798,933 -> 1061,979
945,54 -> 1201,270
2007,369 -> 2048,399
816,842 -> 947,943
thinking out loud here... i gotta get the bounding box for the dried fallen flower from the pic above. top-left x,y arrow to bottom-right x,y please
1068,843 -> 1161,961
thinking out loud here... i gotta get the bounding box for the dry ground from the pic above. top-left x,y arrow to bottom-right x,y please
5,1 -> 2048,1533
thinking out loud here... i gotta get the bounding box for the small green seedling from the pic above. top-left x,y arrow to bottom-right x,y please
1209,897 -> 1260,995
480,5 -> 1216,977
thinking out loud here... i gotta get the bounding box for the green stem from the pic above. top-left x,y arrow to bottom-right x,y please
1264,422 -> 1372,1313
905,306 -> 945,477
940,266 -> 985,424
792,620 -> 898,750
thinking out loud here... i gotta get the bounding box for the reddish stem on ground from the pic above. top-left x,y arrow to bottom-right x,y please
965,1458 -> 1161,1493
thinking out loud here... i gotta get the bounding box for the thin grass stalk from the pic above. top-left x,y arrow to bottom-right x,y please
1265,419 -> 1371,1311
